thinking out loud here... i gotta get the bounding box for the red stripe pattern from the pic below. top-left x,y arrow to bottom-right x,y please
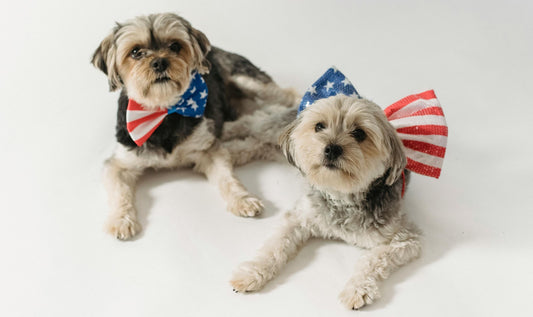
124,71 -> 208,147
126,99 -> 168,146
385,90 -> 448,178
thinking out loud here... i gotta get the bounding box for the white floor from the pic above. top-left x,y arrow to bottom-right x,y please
1,0 -> 532,316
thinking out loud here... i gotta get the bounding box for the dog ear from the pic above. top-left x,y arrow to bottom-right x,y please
91,26 -> 122,91
384,123 -> 407,185
188,26 -> 211,74
278,118 -> 300,167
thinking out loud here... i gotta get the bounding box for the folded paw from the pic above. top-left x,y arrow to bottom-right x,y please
339,281 -> 380,310
228,196 -> 264,217
105,213 -> 141,240
230,262 -> 269,293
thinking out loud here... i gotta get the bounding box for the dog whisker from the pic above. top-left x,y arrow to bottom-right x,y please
91,12 -> 295,241
232,94 -> 421,309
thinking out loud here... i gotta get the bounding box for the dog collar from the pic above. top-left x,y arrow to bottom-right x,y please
300,67 -> 448,180
126,71 -> 208,146
401,171 -> 406,198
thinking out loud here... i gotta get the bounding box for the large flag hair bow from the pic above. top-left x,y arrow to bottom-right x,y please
299,67 -> 448,179
126,71 -> 208,146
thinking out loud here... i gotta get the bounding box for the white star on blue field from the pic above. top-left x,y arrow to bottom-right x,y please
168,71 -> 208,117
298,67 -> 361,114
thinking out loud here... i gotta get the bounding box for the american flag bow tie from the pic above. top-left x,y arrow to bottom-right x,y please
126,71 -> 208,146
299,67 -> 448,179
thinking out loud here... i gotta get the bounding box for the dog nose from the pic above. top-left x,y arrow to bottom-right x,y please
324,144 -> 343,161
151,58 -> 169,72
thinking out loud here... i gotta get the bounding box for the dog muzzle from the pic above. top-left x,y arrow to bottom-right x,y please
299,67 -> 448,179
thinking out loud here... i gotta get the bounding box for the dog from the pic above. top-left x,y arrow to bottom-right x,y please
91,13 -> 296,240
229,93 -> 423,310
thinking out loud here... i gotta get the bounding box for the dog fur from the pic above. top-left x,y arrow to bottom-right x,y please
91,13 -> 296,240
229,95 -> 421,310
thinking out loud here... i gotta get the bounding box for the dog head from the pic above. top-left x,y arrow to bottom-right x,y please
279,95 -> 406,194
91,13 -> 211,109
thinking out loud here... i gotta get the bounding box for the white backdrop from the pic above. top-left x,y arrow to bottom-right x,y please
1,0 -> 532,316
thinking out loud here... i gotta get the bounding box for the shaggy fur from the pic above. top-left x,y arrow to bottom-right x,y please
92,13 -> 296,239
230,95 -> 421,310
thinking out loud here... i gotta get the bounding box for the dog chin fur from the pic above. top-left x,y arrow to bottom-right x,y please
91,12 -> 297,240
230,95 -> 421,310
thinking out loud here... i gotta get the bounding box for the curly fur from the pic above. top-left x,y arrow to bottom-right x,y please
230,95 -> 421,310
91,13 -> 296,239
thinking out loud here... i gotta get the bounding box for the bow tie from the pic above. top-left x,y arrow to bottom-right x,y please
299,67 -> 448,179
126,71 -> 208,146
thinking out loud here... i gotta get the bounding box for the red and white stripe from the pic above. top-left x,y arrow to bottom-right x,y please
384,90 -> 448,178
126,100 -> 168,146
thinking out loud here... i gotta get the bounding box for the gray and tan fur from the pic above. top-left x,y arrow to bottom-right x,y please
230,95 -> 421,310
92,13 -> 297,240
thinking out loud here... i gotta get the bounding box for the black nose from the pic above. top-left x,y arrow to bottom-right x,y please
151,58 -> 169,72
324,144 -> 343,161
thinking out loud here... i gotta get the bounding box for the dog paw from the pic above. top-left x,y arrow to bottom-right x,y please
339,281 -> 381,310
228,196 -> 264,217
230,262 -> 268,292
105,214 -> 141,240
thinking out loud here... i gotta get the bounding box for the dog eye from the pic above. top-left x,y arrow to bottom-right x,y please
315,122 -> 325,132
169,42 -> 181,53
130,46 -> 142,59
351,128 -> 366,142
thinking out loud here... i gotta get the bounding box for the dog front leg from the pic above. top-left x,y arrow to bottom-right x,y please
230,218 -> 312,292
339,229 -> 421,310
103,157 -> 143,240
194,146 -> 263,217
